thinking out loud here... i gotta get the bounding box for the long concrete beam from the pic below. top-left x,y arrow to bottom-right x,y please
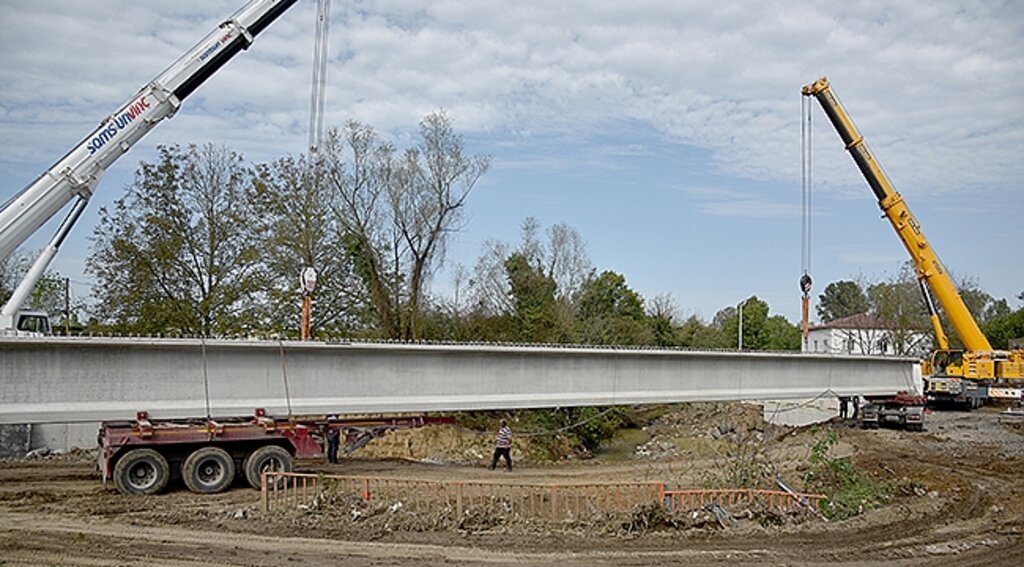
1,336 -> 919,425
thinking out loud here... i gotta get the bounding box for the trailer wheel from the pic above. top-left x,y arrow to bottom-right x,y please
113,449 -> 170,495
244,445 -> 292,489
182,447 -> 235,494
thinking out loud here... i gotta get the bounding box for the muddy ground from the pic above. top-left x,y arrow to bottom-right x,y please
1,404 -> 1022,566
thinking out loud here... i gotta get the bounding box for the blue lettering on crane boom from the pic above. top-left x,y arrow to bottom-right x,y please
86,96 -> 151,155
198,39 -> 222,62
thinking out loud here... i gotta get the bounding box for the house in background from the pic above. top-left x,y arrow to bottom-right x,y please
803,313 -> 930,357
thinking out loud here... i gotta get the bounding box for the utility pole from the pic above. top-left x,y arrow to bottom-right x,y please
738,298 -> 747,350
64,276 -> 70,335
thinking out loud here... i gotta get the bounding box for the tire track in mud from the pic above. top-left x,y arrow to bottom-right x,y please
0,511 -> 786,566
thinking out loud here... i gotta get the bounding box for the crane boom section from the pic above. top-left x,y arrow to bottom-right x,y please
802,77 -> 991,352
0,0 -> 297,261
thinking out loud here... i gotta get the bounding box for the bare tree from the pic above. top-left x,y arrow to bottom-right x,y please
546,222 -> 592,301
0,250 -> 29,305
468,218 -> 593,322
323,122 -> 400,337
647,293 -> 681,323
469,238 -> 514,316
325,112 -> 489,339
390,112 -> 491,339
867,264 -> 932,356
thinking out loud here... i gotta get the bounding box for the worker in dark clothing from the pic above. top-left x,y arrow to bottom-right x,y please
326,425 -> 340,464
488,418 -> 513,471
838,396 -> 849,419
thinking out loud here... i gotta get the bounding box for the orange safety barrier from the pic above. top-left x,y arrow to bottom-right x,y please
261,471 -> 663,520
260,472 -> 824,518
663,488 -> 824,512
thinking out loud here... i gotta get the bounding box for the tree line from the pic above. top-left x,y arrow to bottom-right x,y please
2,112 -> 1022,351
816,267 -> 1024,351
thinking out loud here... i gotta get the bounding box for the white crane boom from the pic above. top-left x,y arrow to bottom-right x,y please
0,0 -> 297,331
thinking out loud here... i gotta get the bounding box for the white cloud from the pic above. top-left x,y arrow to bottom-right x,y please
3,1 -> 1021,196
1,1 -> 1021,319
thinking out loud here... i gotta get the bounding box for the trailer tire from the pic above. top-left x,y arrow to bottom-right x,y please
244,445 -> 292,489
113,448 -> 170,495
182,447 -> 235,494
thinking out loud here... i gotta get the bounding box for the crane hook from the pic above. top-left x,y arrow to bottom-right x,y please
799,273 -> 813,296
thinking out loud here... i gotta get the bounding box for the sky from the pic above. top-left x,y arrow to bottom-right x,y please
1,0 -> 1022,326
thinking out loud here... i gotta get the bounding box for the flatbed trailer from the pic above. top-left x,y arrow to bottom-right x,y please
99,409 -> 453,495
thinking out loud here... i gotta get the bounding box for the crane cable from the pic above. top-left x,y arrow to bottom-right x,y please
309,0 -> 330,155
800,96 -> 812,278
800,95 -> 814,344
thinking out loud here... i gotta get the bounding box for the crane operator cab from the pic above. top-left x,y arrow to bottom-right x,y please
9,310 -> 51,336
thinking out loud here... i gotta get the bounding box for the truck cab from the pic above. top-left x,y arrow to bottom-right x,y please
8,310 -> 51,336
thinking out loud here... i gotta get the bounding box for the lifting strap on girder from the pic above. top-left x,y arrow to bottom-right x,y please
278,339 -> 294,422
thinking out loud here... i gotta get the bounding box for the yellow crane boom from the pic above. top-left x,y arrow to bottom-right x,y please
802,76 -> 1022,398
801,77 -> 988,351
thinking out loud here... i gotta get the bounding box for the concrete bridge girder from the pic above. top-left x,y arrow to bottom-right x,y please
1,337 -> 919,426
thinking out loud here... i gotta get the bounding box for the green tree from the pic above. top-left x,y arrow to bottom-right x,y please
250,153 -> 368,337
465,218 -> 590,342
723,297 -> 768,350
576,271 -> 644,321
817,280 -> 869,322
0,252 -> 84,331
955,277 -> 1011,324
468,218 -> 592,318
761,315 -> 801,350
504,252 -> 559,342
87,144 -> 261,336
324,122 -> 400,338
647,293 -> 680,347
982,306 -> 1024,350
25,272 -> 78,329
575,271 -> 649,345
677,315 -> 728,348
710,296 -> 799,351
984,298 -> 1012,322
0,250 -> 25,305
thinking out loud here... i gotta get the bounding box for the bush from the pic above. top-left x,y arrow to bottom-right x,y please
454,406 -> 634,460
802,431 -> 892,520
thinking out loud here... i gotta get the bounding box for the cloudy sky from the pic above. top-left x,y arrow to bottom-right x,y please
1,0 -> 1022,325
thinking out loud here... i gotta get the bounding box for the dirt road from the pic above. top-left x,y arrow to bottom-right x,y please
1,408 -> 1022,566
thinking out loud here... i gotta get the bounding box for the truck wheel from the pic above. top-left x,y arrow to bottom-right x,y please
244,445 -> 292,489
182,447 -> 235,494
113,448 -> 170,495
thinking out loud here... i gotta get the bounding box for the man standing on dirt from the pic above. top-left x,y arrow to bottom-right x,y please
488,418 -> 513,471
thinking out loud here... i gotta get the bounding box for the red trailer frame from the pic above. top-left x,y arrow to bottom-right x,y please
99,408 -> 454,495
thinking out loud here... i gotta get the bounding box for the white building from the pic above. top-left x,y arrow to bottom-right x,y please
803,313 -> 930,357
